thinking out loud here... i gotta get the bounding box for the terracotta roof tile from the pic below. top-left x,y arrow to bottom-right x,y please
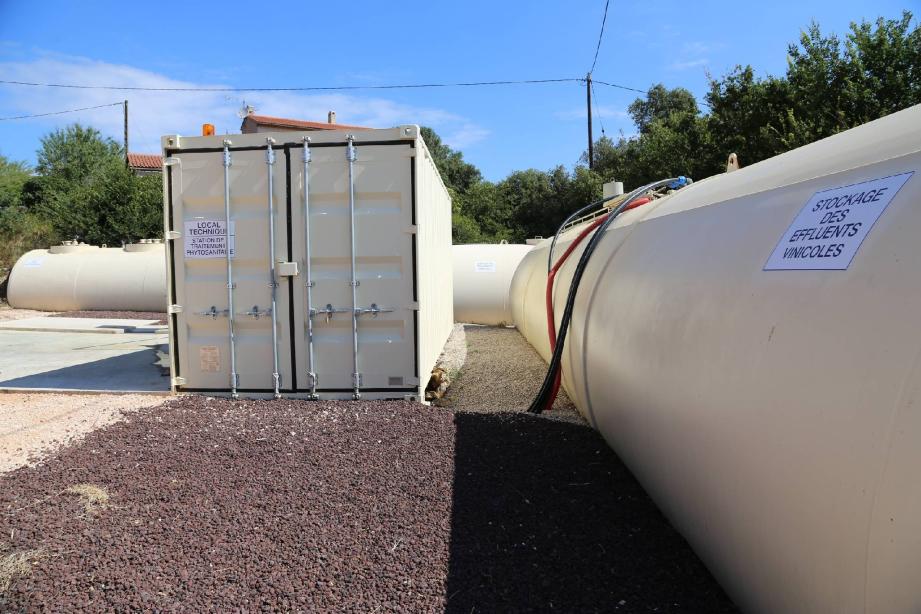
127,153 -> 162,170
246,114 -> 371,131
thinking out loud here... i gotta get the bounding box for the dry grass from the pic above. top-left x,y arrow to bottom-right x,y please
65,484 -> 110,514
0,548 -> 44,594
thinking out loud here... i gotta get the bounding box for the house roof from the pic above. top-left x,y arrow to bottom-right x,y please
243,114 -> 371,131
127,153 -> 162,170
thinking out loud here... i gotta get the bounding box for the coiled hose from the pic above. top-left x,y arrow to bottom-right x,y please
528,178 -> 684,414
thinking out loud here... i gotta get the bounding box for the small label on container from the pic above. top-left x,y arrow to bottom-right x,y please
474,261 -> 497,273
184,220 -> 235,259
199,346 -> 220,372
22,258 -> 44,268
764,172 -> 913,271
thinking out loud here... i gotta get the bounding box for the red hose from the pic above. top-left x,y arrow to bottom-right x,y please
544,213 -> 608,411
542,196 -> 653,411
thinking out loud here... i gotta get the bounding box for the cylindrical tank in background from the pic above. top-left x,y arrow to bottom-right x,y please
510,104 -> 921,613
7,240 -> 167,312
452,243 -> 531,325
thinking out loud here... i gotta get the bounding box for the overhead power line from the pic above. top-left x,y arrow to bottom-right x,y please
592,79 -> 646,94
0,101 -> 123,121
588,0 -> 611,75
0,77 -> 583,93
590,80 -> 606,136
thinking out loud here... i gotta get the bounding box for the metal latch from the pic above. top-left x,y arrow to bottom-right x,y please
316,304 -> 351,324
356,303 -> 394,318
197,305 -> 229,319
240,305 -> 272,319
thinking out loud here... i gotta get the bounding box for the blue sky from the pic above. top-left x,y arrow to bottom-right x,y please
0,0 -> 913,181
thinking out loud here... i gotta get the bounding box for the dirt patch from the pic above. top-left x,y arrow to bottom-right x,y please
0,397 -> 737,612
0,307 -> 57,322
0,393 -> 163,474
0,547 -> 44,595
49,311 -> 168,324
65,484 -> 110,515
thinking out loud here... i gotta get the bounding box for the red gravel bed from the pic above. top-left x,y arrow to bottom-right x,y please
49,310 -> 168,324
0,398 -> 737,612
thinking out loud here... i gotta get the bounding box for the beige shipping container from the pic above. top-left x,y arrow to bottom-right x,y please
162,126 -> 453,400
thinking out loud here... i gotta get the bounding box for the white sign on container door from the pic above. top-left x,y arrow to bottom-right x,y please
764,172 -> 913,270
184,220 -> 235,259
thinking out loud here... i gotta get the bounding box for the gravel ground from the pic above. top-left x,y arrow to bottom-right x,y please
0,393 -> 162,474
439,325 -> 579,417
435,324 -> 468,379
49,311 -> 168,324
0,397 -> 737,612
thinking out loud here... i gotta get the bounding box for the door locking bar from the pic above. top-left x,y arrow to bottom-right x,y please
241,305 -> 273,319
197,305 -> 230,319
266,137 -> 282,399
301,137 -> 318,399
221,139 -> 239,398
345,134 -> 361,400
315,303 -> 394,323
356,303 -> 394,318
316,304 -> 351,325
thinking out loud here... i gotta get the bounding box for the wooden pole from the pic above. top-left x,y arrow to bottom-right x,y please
586,74 -> 593,170
123,100 -> 129,166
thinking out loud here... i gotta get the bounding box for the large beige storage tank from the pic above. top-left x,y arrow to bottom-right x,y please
162,126 -> 453,400
7,240 -> 166,311
452,243 -> 531,325
510,104 -> 921,613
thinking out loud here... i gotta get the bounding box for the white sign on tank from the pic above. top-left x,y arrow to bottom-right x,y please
764,172 -> 913,271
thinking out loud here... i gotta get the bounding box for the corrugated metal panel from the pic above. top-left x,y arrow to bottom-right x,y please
414,136 -> 454,380
162,126 -> 452,400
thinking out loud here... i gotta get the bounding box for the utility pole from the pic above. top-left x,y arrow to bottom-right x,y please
586,73 -> 593,170
123,100 -> 129,166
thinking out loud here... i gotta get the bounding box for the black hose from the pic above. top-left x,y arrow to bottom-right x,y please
528,178 -> 679,414
547,194 -> 623,273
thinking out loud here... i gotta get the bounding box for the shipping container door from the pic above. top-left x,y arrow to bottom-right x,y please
290,142 -> 417,395
168,146 -> 294,393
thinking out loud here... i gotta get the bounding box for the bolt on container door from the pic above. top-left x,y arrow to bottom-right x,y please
165,146 -> 293,393
289,141 -> 418,395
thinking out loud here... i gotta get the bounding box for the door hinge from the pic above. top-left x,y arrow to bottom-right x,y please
168,304 -> 183,314
165,230 -> 181,240
171,376 -> 186,386
403,225 -> 418,234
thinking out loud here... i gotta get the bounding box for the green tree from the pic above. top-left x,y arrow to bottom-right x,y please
707,11 -> 921,169
591,86 -> 716,188
705,66 -> 801,166
28,124 -> 161,245
498,166 -> 603,242
420,126 -> 482,193
0,154 -> 31,210
628,84 -> 699,134
841,12 -> 921,124
0,155 -> 57,276
36,124 -> 122,187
